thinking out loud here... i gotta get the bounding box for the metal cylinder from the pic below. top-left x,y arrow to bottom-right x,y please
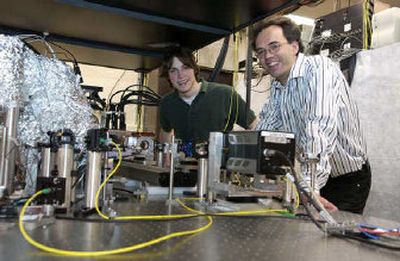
207,132 -> 224,203
0,127 -> 7,191
70,159 -> 78,204
56,144 -> 74,208
283,178 -> 292,207
39,147 -> 55,178
0,107 -> 19,195
157,151 -> 163,167
85,151 -> 103,209
197,158 -> 208,198
168,136 -> 175,201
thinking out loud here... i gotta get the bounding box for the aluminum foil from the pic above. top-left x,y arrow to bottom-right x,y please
19,147 -> 40,195
0,35 -> 99,193
18,46 -> 99,150
0,35 -> 25,108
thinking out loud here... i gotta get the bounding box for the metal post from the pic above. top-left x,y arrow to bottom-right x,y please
157,150 -> 163,167
1,107 -> 19,195
308,159 -> 319,196
102,153 -> 110,209
57,143 -> 74,208
85,151 -> 103,209
302,154 -> 320,199
245,26 -> 253,126
283,176 -> 292,207
0,127 -> 7,189
207,132 -> 224,203
167,135 -> 175,202
197,158 -> 208,199
39,147 -> 54,178
155,142 -> 164,167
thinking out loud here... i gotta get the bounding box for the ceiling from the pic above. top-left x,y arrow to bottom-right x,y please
0,0 -> 302,71
294,0 -> 400,19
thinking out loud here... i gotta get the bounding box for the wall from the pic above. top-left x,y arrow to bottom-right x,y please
351,42 -> 400,221
78,64 -> 140,131
294,0 -> 393,19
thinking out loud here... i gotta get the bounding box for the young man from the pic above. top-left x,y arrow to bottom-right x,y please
253,17 -> 371,214
159,48 -> 257,147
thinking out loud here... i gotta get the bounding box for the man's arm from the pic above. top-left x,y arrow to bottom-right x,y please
319,196 -> 338,212
159,129 -> 174,167
247,118 -> 258,130
301,56 -> 340,192
232,92 -> 258,130
159,128 -> 174,143
255,88 -> 283,131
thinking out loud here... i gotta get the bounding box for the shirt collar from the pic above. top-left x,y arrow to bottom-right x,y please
172,80 -> 206,100
272,52 -> 306,89
290,52 -> 307,79
199,80 -> 208,93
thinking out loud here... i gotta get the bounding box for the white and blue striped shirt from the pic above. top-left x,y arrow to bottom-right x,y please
256,53 -> 367,190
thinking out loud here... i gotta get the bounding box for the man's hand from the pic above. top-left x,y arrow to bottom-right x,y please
248,118 -> 258,130
163,153 -> 171,168
318,196 -> 338,212
159,129 -> 174,168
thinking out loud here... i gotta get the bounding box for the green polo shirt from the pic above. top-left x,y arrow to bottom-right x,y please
159,80 -> 256,143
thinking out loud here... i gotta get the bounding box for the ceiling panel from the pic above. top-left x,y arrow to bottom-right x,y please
0,0 -> 300,70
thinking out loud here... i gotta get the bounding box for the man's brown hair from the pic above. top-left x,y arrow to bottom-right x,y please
160,47 -> 200,82
252,16 -> 304,53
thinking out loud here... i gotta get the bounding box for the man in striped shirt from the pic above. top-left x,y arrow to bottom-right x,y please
253,17 -> 371,214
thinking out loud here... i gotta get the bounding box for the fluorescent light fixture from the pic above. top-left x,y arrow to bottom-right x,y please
285,14 -> 315,26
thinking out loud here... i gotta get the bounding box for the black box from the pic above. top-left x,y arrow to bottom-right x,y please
223,130 -> 295,175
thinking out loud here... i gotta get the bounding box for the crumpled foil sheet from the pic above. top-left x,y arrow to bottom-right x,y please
0,35 -> 99,193
19,147 -> 40,195
18,46 -> 98,149
0,35 -> 25,108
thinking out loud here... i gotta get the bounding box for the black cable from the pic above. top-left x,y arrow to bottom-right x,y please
109,84 -> 142,105
71,164 -> 86,189
331,232 -> 400,251
113,188 -> 135,194
54,211 -> 304,223
108,85 -> 160,129
71,174 -> 85,190
55,214 -> 204,223
299,0 -> 326,7
379,234 -> 400,242
127,99 -> 160,106
208,35 -> 230,82
47,41 -> 78,64
271,150 -> 400,250
119,95 -> 160,107
119,90 -> 161,105
72,197 -> 84,206
207,213 -> 299,220
267,150 -> 329,232
122,85 -> 161,100
47,41 -> 83,83
109,84 -> 160,106
108,85 -> 160,128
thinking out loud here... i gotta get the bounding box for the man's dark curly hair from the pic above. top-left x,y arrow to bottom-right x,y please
252,16 -> 304,54
160,47 -> 200,82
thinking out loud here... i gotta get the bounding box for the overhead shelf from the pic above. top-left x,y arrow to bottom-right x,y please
0,0 -> 300,70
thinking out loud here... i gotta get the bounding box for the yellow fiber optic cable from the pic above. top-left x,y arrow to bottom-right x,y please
94,141 -> 122,220
213,209 -> 291,216
176,198 -> 205,215
283,176 -> 300,210
98,142 -> 297,219
177,197 -> 294,217
94,141 -> 202,220
233,31 -> 239,125
19,189 -> 212,257
223,81 -> 235,131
